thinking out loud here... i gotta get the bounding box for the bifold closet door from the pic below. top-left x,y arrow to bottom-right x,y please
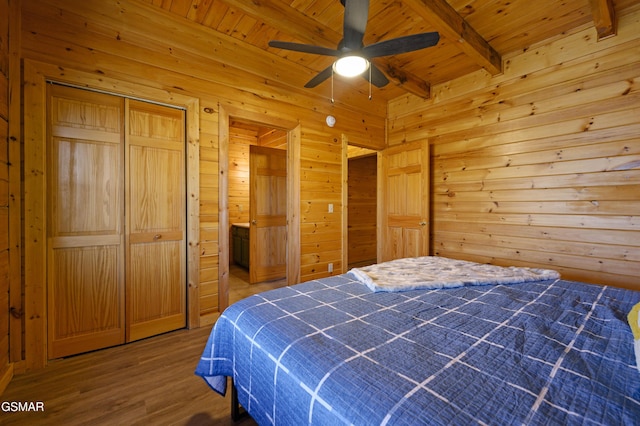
47,85 -> 126,359
47,86 -> 187,358
126,100 -> 186,342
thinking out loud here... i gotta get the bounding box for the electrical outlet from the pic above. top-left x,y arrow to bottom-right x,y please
328,203 -> 334,213
328,263 -> 333,273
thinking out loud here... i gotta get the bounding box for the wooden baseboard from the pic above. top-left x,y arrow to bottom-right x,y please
0,363 -> 14,396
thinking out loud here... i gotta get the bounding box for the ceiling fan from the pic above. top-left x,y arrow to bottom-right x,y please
268,0 -> 440,89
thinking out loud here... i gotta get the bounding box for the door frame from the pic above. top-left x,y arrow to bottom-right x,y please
218,105 -> 300,311
22,59 -> 200,370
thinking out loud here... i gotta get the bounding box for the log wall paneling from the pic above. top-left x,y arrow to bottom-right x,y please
11,0 -> 637,374
14,0 -> 381,364
228,124 -> 256,227
0,0 -> 10,392
300,130 -> 344,281
388,8 -> 640,290
197,101 -> 220,326
217,105 -> 303,314
227,121 -> 287,268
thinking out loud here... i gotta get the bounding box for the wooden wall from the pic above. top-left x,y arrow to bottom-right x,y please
13,0 -> 384,368
229,118 -> 342,281
197,101 -> 221,324
228,123 -> 257,227
0,0 -> 11,392
348,155 -> 377,267
388,7 -> 640,290
300,130 -> 344,280
225,121 -> 287,271
10,0 -> 640,372
227,121 -> 288,227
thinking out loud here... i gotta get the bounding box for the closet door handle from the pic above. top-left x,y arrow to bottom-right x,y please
251,220 -> 257,225
153,234 -> 162,240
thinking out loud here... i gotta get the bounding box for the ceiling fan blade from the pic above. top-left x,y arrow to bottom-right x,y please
343,0 -> 369,50
363,63 -> 389,87
269,40 -> 340,57
304,65 -> 334,88
362,32 -> 440,58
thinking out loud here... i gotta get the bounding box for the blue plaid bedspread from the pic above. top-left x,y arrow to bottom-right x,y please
195,275 -> 640,425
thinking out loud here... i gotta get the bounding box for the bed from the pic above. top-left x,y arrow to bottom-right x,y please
195,256 -> 640,425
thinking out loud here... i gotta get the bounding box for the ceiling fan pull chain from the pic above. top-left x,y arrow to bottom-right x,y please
369,66 -> 372,100
331,68 -> 335,104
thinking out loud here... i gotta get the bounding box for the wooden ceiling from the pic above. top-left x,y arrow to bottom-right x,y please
139,0 -> 634,102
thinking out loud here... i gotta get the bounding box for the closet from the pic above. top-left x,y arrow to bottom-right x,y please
47,84 -> 186,359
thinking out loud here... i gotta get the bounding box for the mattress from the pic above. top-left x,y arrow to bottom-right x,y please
195,267 -> 640,425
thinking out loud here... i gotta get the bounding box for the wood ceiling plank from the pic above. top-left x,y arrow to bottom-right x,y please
403,0 -> 502,76
219,0 -> 433,98
216,5 -> 243,36
233,14 -> 259,40
467,0 -> 592,53
187,0 -> 215,24
27,0 -> 388,118
220,0 -> 342,48
243,22 -> 281,49
169,0 -> 192,17
201,1 -> 228,28
140,0 -> 633,102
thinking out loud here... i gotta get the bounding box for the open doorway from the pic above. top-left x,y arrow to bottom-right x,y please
227,120 -> 288,304
347,146 -> 378,269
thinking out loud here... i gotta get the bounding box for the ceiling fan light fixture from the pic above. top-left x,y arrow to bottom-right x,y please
333,55 -> 369,77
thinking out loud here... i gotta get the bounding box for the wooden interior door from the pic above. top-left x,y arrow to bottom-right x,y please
47,85 -> 126,359
249,145 -> 287,283
126,100 -> 186,341
47,86 -> 187,357
380,141 -> 430,261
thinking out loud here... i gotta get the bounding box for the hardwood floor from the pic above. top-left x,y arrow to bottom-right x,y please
2,266 -> 285,425
228,265 -> 287,306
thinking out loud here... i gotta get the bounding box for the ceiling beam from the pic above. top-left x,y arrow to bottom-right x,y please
403,0 -> 502,76
589,0 -> 617,40
372,58 -> 431,99
220,0 -> 343,48
221,0 -> 432,98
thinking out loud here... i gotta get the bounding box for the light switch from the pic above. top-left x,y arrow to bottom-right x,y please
328,203 -> 333,213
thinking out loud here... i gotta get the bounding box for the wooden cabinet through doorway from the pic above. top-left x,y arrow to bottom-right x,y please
47,85 -> 186,359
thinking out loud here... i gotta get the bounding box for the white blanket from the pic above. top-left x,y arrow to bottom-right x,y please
348,256 -> 560,293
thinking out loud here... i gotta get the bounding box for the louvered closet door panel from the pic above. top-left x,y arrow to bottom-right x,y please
126,100 -> 186,342
47,85 -> 125,359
